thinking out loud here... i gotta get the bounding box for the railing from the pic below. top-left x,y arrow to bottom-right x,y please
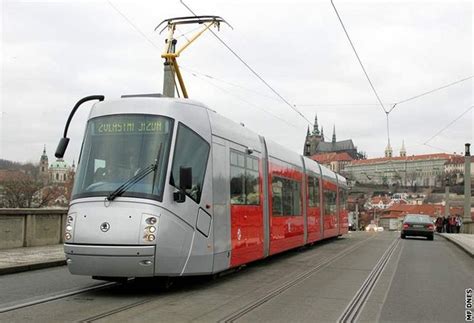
0,208 -> 68,249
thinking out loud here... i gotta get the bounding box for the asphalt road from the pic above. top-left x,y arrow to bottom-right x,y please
0,232 -> 472,322
377,235 -> 473,323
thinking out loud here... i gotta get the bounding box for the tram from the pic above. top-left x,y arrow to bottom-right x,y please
56,95 -> 348,279
55,16 -> 348,280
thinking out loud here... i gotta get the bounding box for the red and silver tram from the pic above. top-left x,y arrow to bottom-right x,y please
56,95 -> 348,279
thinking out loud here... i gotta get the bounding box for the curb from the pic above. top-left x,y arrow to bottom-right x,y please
436,234 -> 474,258
0,260 -> 66,276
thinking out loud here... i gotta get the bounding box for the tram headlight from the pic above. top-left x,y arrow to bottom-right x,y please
146,217 -> 158,225
147,234 -> 155,241
142,215 -> 158,242
65,225 -> 73,232
67,215 -> 74,223
64,232 -> 72,240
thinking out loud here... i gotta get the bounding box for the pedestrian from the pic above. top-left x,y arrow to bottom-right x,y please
448,215 -> 456,234
455,215 -> 462,234
443,216 -> 449,233
435,216 -> 443,233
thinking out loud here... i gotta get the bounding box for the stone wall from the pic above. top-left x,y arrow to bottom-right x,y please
0,208 -> 68,249
462,220 -> 474,234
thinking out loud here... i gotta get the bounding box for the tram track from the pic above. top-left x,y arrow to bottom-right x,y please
217,234 -> 379,323
337,237 -> 400,323
73,234 -> 377,322
79,297 -> 157,323
1,234 -> 380,322
0,282 -> 116,314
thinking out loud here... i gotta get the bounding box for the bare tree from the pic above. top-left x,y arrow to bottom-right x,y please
1,176 -> 41,207
0,174 -> 59,208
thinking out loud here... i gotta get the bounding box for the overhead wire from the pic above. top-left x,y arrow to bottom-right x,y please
106,0 -> 308,132
180,66 -> 285,103
330,0 -> 387,114
330,0 -> 397,171
179,0 -> 313,127
107,0 -> 160,50
108,0 -> 470,158
388,75 -> 473,113
188,71 -> 301,129
423,105 -> 473,145
298,75 -> 472,109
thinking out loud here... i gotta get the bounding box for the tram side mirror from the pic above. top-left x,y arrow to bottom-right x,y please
55,137 -> 70,158
173,191 -> 186,203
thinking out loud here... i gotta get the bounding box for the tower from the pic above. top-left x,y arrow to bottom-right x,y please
385,141 -> 393,158
304,114 -> 325,155
332,125 -> 336,143
313,114 -> 320,135
400,140 -> 407,157
39,145 -> 49,184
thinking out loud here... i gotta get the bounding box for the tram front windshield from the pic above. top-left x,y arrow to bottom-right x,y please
72,114 -> 173,201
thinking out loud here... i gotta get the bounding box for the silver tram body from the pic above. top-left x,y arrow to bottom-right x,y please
64,96 -> 348,279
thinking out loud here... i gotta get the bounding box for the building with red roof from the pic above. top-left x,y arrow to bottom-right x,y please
310,152 -> 353,173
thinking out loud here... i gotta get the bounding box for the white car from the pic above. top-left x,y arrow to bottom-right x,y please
365,224 -> 377,232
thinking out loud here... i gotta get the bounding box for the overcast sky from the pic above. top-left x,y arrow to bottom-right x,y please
1,0 -> 472,166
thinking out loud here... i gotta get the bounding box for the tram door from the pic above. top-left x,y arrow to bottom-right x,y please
322,181 -> 338,238
338,188 -> 348,235
306,174 -> 322,242
229,149 -> 264,267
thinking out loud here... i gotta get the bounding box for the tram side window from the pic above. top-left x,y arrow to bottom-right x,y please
272,176 -> 301,216
308,176 -> 320,207
170,123 -> 210,203
339,189 -> 347,210
323,190 -> 337,214
230,150 -> 260,205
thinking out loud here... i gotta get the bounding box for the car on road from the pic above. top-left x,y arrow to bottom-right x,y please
365,223 -> 378,232
401,214 -> 434,240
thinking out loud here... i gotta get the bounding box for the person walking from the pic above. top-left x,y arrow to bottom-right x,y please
448,214 -> 456,233
443,216 -> 449,233
435,216 -> 443,233
455,215 -> 462,234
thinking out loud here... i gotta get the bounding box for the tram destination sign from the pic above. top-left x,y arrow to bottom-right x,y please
93,118 -> 168,135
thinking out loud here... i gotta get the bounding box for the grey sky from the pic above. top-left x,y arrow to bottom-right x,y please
1,0 -> 472,166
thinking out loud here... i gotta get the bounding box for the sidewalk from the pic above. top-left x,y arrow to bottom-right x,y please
438,233 -> 474,258
0,244 -> 65,275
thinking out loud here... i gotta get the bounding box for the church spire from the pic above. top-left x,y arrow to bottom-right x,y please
40,145 -> 48,162
321,126 -> 325,142
332,124 -> 336,143
385,142 -> 393,158
313,114 -> 320,135
400,140 -> 406,157
306,126 -> 310,137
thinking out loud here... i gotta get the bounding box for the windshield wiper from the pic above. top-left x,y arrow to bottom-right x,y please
106,144 -> 163,202
106,164 -> 157,201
